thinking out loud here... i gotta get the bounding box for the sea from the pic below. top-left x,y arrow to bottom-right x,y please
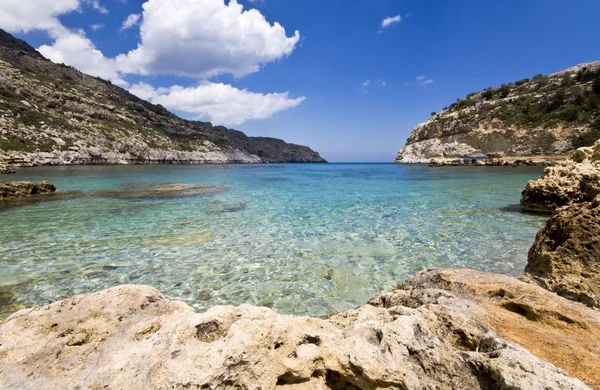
0,163 -> 549,318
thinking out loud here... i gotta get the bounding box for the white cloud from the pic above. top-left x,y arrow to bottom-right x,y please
0,0 -> 305,125
381,15 -> 401,29
115,0 -> 300,78
361,79 -> 386,92
121,13 -> 141,31
416,75 -> 434,85
129,82 -> 305,125
86,0 -> 108,14
39,27 -> 128,87
0,0 -> 80,33
90,23 -> 105,31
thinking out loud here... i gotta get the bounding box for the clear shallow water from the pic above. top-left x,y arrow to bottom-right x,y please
0,164 -> 548,317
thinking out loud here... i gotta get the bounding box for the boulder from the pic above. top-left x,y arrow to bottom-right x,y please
524,197 -> 600,308
1,270 -> 597,389
0,164 -> 15,174
0,180 -> 56,199
521,160 -> 600,213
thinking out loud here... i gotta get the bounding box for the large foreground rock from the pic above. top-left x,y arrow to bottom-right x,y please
1,269 -> 597,389
525,197 -> 600,308
521,140 -> 600,213
0,180 -> 56,200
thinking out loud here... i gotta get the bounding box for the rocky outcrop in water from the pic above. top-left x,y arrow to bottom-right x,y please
0,29 -> 326,165
0,181 -> 56,199
1,269 -> 598,389
525,197 -> 600,309
0,163 -> 15,174
395,61 -> 600,163
521,140 -> 600,212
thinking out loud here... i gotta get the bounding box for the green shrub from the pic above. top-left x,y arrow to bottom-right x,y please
593,76 -> 600,95
515,78 -> 530,86
482,90 -> 494,100
572,119 -> 600,148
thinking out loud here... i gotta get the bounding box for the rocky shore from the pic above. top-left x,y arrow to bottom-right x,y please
0,180 -> 56,200
1,144 -> 599,389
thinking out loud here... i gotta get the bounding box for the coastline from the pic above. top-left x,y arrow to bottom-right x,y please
1,142 -> 599,388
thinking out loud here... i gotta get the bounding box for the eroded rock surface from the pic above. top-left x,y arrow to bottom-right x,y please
1,270 -> 595,390
0,164 -> 15,174
0,180 -> 56,200
394,61 -> 600,164
521,140 -> 600,212
524,197 -> 600,308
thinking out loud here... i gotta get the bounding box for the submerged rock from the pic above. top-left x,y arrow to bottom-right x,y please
141,231 -> 212,247
96,183 -> 225,200
0,181 -> 56,200
206,201 -> 247,214
0,164 -> 15,174
0,270 -> 595,389
525,197 -> 600,308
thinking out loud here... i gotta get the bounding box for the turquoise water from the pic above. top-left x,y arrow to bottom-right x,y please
1,164 -> 547,317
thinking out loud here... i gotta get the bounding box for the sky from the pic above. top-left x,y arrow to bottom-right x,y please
2,0 -> 600,162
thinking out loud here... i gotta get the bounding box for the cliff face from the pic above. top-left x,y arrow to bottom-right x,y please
0,30 -> 326,165
395,61 -> 600,163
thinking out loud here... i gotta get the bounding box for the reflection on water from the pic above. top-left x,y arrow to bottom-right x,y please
0,163 -> 548,319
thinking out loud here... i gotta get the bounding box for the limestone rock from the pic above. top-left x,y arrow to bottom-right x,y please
394,61 -> 600,164
520,140 -> 600,212
525,197 -> 600,308
521,160 -> 600,212
0,29 -> 326,165
1,270 -> 595,390
0,180 -> 56,200
0,164 -> 15,174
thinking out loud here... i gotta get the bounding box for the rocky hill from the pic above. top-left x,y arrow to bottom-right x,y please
0,29 -> 326,165
395,61 -> 600,163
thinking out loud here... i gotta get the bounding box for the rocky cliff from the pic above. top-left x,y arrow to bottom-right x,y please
0,29 -> 326,165
395,61 -> 600,163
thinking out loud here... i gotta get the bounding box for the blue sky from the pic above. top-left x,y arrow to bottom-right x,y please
4,0 -> 600,161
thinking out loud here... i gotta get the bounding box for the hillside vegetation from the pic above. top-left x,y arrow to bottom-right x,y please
0,29 -> 325,165
395,61 -> 600,163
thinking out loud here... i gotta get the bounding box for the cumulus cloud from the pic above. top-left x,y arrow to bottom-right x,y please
129,82 -> 305,125
115,0 -> 300,78
381,15 -> 401,29
0,0 -> 80,33
121,13 -> 141,31
39,28 -> 128,87
416,75 -> 434,85
0,0 -> 305,125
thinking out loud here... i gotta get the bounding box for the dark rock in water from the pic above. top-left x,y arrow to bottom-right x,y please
0,165 -> 16,174
524,196 -> 600,309
96,184 -> 225,200
0,181 -> 56,200
206,202 -> 247,213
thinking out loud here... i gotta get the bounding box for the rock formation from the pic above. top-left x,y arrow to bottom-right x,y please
395,61 -> 600,163
1,269 -> 598,389
519,140 -> 600,311
0,163 -> 15,173
521,140 -> 600,212
525,197 -> 600,308
0,29 -> 326,165
0,180 -> 56,200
